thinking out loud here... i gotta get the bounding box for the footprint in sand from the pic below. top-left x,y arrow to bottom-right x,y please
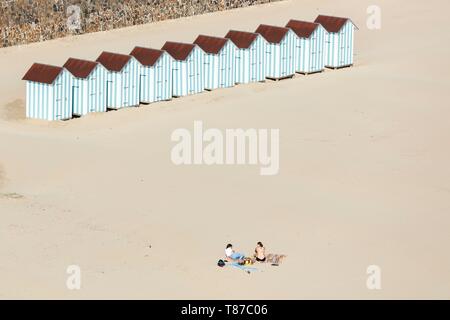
1,192 -> 25,200
0,165 -> 24,200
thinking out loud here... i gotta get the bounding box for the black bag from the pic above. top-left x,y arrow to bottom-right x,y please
217,259 -> 225,267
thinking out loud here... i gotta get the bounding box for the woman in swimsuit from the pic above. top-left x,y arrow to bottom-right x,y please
254,242 -> 266,262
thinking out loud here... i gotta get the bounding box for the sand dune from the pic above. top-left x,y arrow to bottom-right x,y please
0,0 -> 450,299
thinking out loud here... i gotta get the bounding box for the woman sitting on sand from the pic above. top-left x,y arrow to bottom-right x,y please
254,242 -> 266,262
225,244 -> 245,261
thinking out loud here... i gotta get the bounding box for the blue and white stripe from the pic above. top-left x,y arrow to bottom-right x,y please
25,69 -> 73,121
70,64 -> 108,116
234,35 -> 267,84
264,29 -> 296,79
139,52 -> 173,103
293,25 -> 326,74
203,41 -> 237,90
323,20 -> 356,68
171,46 -> 205,97
105,57 -> 140,109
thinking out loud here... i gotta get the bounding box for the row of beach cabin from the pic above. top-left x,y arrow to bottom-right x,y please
22,15 -> 357,121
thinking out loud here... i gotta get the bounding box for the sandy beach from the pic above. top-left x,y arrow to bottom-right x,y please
1,0 -> 450,299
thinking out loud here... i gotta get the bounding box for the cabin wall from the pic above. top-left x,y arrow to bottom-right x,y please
265,30 -> 296,79
234,48 -> 246,84
86,65 -> 108,113
204,42 -> 236,90
294,25 -> 325,73
121,58 -> 140,107
324,20 -> 355,68
204,53 -> 220,90
26,70 -> 73,121
249,36 -> 267,82
139,53 -> 173,103
53,70 -> 73,120
106,58 -> 140,108
234,36 -> 266,84
172,47 -> 204,97
72,65 -> 108,116
71,77 -> 85,116
217,41 -> 236,89
26,81 -> 54,121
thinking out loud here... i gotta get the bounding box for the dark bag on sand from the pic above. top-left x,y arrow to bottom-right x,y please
217,259 -> 226,267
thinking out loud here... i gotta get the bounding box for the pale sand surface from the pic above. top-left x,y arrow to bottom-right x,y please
0,0 -> 449,299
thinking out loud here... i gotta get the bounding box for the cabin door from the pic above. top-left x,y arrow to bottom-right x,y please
156,66 -> 163,101
71,85 -> 79,118
53,82 -> 63,120
339,33 -> 346,66
139,74 -> 145,103
219,53 -> 224,87
172,67 -> 177,96
281,43 -> 287,77
187,59 -> 195,94
106,80 -> 113,109
250,48 -> 257,81
311,37 -> 317,71
123,72 -> 129,106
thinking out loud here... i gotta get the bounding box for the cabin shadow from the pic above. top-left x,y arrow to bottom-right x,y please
266,74 -> 295,81
326,64 -> 354,70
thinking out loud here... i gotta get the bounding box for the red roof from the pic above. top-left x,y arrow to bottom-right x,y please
286,20 -> 321,38
255,24 -> 290,44
130,47 -> 165,67
22,63 -> 64,84
63,58 -> 98,79
194,35 -> 228,54
96,52 -> 132,72
314,15 -> 355,33
161,42 -> 196,61
225,30 -> 259,49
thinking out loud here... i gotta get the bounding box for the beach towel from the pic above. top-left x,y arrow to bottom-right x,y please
229,262 -> 259,273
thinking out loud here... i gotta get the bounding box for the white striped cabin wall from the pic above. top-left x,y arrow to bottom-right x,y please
293,25 -> 326,73
71,64 -> 108,116
204,41 -> 236,90
324,20 -> 355,68
139,52 -> 173,103
265,29 -> 296,79
172,46 -> 205,97
234,35 -> 267,84
106,57 -> 140,109
26,69 -> 73,121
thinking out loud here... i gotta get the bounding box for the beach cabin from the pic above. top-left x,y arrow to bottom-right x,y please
193,35 -> 237,90
22,63 -> 73,121
96,52 -> 140,109
161,41 -> 205,97
286,20 -> 326,74
255,24 -> 296,80
130,46 -> 173,104
63,58 -> 108,116
225,30 -> 267,84
314,15 -> 358,69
